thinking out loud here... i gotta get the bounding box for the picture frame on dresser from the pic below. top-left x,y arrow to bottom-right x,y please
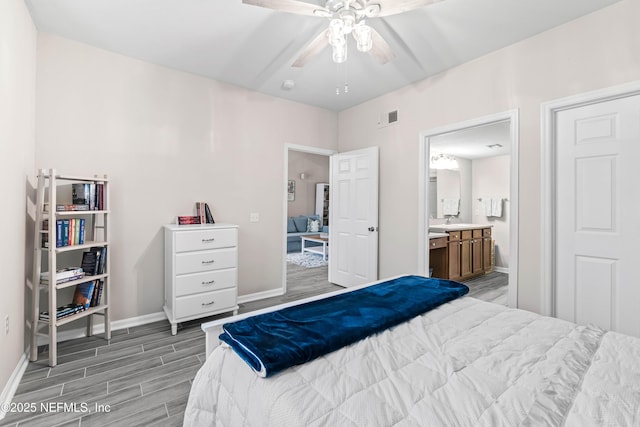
163,223 -> 239,335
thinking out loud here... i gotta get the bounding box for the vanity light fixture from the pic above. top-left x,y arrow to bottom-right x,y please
430,153 -> 459,170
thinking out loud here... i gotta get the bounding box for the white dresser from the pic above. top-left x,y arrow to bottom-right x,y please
164,223 -> 239,335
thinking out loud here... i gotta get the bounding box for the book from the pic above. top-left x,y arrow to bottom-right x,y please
93,247 -> 107,275
96,183 -> 104,210
56,219 -> 63,247
72,183 -> 91,205
177,215 -> 201,225
78,218 -> 85,245
81,250 -> 99,276
90,280 -> 104,307
89,183 -> 96,210
72,281 -> 96,308
73,218 -> 81,245
204,203 -> 215,224
95,281 -> 104,306
40,267 -> 84,284
69,218 -> 75,246
62,219 -> 69,246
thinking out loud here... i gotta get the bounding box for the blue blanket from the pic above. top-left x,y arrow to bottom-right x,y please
219,275 -> 468,377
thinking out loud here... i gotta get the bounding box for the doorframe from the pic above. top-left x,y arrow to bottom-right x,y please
418,109 -> 519,308
540,80 -> 640,317
282,144 -> 337,295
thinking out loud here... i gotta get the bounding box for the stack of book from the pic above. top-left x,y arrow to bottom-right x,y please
41,218 -> 86,248
39,304 -> 86,321
40,267 -> 84,285
72,183 -> 105,211
81,247 -> 107,276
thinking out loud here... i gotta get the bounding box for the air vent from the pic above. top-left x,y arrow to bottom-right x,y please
377,109 -> 399,128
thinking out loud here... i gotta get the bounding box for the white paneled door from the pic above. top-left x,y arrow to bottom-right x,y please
555,94 -> 640,337
329,147 -> 379,287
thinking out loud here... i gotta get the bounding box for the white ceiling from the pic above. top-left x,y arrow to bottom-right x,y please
25,0 -> 621,112
430,120 -> 511,159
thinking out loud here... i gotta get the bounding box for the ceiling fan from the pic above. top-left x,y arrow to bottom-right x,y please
243,0 -> 441,67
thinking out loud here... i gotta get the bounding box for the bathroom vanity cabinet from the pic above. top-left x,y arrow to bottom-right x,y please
429,225 -> 493,281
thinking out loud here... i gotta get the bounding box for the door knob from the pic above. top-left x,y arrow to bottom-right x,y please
368,226 -> 376,232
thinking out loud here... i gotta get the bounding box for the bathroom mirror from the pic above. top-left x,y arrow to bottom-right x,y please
429,169 -> 461,219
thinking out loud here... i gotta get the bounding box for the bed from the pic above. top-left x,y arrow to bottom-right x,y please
184,275 -> 640,426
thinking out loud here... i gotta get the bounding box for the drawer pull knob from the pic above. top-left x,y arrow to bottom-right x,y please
202,280 -> 215,286
202,260 -> 215,264
202,300 -> 215,307
202,238 -> 215,243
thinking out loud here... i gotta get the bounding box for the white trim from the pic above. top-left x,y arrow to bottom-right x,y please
418,110 -> 519,308
283,144 -> 337,294
540,80 -> 640,317
36,311 -> 167,347
0,352 -> 29,420
494,266 -> 509,274
237,288 -> 284,304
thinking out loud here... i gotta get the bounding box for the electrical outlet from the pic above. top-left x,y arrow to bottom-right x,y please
249,213 -> 260,222
4,315 -> 8,335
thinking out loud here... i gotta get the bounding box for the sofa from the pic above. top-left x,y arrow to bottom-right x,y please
287,215 -> 327,253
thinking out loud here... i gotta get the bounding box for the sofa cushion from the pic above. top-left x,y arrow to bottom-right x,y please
292,216 -> 308,232
287,217 -> 297,233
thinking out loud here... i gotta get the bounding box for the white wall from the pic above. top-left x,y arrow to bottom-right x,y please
35,34 -> 338,319
338,0 -> 640,313
471,155 -> 510,269
287,151 -> 329,217
0,0 -> 36,398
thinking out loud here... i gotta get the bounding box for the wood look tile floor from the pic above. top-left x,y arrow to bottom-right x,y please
3,262 -> 341,427
3,264 -> 507,426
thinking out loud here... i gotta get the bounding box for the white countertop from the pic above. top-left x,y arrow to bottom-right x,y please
428,232 -> 449,239
429,224 -> 492,232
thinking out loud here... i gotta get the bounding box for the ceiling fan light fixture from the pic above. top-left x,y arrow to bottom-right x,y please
332,42 -> 347,63
354,23 -> 372,52
328,19 -> 345,46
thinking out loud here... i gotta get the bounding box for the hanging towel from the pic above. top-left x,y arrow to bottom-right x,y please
491,198 -> 503,217
442,198 -> 460,216
483,199 -> 493,216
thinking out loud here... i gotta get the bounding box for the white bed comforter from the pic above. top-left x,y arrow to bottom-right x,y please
184,297 -> 640,426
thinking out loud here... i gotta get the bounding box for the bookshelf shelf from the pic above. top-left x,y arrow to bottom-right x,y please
30,168 -> 111,367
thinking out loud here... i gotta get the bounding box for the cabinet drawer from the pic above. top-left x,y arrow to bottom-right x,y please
448,231 -> 461,241
472,229 -> 483,238
175,248 -> 236,275
175,288 -> 236,319
483,228 -> 492,237
429,237 -> 447,250
175,228 -> 237,253
461,230 -> 472,240
175,268 -> 237,297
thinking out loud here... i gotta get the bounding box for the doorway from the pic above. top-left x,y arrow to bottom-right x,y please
418,110 -> 519,308
282,144 -> 336,295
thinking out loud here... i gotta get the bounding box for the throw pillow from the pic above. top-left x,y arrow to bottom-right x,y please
287,217 -> 297,233
307,218 -> 320,232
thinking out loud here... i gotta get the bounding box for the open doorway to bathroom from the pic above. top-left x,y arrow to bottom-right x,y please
282,144 -> 339,299
418,111 -> 519,308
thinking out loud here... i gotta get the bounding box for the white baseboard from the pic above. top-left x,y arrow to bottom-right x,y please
36,311 -> 167,347
494,266 -> 509,274
237,288 -> 284,304
0,352 -> 29,420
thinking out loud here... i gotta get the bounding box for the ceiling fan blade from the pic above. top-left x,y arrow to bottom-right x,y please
292,30 -> 329,67
243,0 -> 325,16
368,28 -> 395,64
374,0 -> 441,17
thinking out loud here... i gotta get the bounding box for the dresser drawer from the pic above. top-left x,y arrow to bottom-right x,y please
175,228 -> 237,253
483,228 -> 492,237
176,268 -> 236,297
175,248 -> 236,275
448,231 -> 461,241
175,288 -> 236,319
429,237 -> 447,250
472,229 -> 483,238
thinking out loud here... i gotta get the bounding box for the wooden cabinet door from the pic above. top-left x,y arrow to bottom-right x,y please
472,238 -> 483,274
460,239 -> 472,278
448,241 -> 461,280
483,237 -> 492,271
